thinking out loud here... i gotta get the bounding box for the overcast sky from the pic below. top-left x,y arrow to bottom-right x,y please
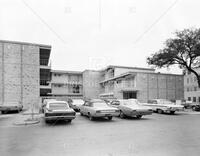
1,0 -> 200,74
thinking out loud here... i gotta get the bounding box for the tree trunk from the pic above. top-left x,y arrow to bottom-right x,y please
188,68 -> 200,88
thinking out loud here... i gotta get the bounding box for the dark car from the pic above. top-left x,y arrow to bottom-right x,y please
44,101 -> 76,123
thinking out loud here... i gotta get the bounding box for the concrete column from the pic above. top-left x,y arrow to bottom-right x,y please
20,45 -> 23,106
1,43 -> 4,105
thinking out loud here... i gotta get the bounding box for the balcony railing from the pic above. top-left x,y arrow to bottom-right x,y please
40,80 -> 51,86
40,59 -> 51,66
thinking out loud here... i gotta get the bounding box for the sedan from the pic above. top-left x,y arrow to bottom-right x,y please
70,99 -> 84,112
117,99 -> 153,119
79,99 -> 120,121
145,99 -> 184,114
44,101 -> 76,123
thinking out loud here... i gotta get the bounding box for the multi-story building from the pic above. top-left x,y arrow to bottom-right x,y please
51,70 -> 83,98
51,65 -> 184,102
184,68 -> 200,104
0,40 -> 51,109
99,66 -> 184,102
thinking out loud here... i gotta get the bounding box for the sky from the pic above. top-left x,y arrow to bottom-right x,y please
1,0 -> 200,74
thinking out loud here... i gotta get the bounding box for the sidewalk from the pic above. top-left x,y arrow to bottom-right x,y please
13,109 -> 43,126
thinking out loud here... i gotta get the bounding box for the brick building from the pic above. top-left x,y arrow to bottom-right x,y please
51,66 -> 184,102
184,68 -> 200,103
0,40 -> 51,109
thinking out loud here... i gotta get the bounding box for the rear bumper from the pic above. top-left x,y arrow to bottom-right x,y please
92,112 -> 120,117
45,116 -> 76,121
0,106 -> 22,111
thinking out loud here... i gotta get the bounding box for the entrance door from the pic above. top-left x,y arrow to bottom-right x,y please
123,91 -> 137,99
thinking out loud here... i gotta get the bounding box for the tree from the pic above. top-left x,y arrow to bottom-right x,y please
147,28 -> 200,87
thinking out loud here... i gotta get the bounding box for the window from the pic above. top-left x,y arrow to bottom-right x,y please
194,87 -> 197,91
193,97 -> 196,102
72,85 -> 80,93
188,97 -> 191,101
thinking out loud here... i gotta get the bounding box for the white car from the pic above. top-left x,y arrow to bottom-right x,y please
79,99 -> 120,120
70,99 -> 85,112
144,99 -> 184,114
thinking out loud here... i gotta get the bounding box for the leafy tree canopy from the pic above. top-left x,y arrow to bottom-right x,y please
147,28 -> 200,87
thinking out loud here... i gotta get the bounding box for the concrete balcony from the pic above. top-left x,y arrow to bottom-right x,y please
40,59 -> 51,69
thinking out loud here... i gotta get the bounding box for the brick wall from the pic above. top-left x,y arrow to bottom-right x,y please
0,41 -> 40,109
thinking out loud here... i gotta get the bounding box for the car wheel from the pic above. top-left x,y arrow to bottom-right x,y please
68,119 -> 72,123
157,109 -> 163,114
170,111 -> 175,114
88,113 -> 93,121
80,112 -> 83,116
192,106 -> 196,111
119,111 -> 125,118
107,116 -> 112,120
136,115 -> 142,119
1,111 -> 5,114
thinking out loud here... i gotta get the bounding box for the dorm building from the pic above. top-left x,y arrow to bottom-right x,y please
51,65 -> 184,103
0,40 -> 51,109
0,40 -> 184,110
184,68 -> 200,104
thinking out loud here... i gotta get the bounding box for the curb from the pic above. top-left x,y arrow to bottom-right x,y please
13,119 -> 40,126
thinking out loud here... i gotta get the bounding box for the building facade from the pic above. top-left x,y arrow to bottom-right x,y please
51,65 -> 184,102
0,40 -> 51,109
184,68 -> 200,104
51,70 -> 83,98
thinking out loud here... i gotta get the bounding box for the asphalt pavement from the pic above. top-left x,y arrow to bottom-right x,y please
0,111 -> 200,156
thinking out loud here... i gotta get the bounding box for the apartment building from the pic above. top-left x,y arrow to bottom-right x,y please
0,40 -> 51,109
99,66 -> 184,102
184,68 -> 200,104
51,65 -> 184,102
51,70 -> 83,98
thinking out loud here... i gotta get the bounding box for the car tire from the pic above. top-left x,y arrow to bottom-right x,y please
192,106 -> 196,111
119,111 -> 125,118
136,115 -> 142,119
1,111 -> 5,114
170,111 -> 175,114
88,113 -> 93,121
68,119 -> 72,123
157,109 -> 163,114
107,116 -> 112,120
80,112 -> 83,116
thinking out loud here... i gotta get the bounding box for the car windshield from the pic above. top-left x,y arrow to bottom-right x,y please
92,102 -> 108,107
112,101 -> 120,105
49,103 -> 69,109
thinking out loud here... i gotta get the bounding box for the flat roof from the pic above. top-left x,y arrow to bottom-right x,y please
0,39 -> 51,49
101,65 -> 155,72
51,69 -> 83,74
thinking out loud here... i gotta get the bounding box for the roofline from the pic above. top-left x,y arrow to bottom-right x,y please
101,65 -> 155,72
51,69 -> 83,74
0,39 -> 51,49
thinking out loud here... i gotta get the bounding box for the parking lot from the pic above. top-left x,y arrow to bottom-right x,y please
1,112 -> 200,156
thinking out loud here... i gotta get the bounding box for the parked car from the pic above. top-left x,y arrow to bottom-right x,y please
41,99 -> 57,113
145,99 -> 184,114
115,99 -> 153,119
79,99 -> 120,121
0,102 -> 23,114
44,101 -> 76,123
70,99 -> 84,111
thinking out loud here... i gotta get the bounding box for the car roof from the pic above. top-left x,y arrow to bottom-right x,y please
47,101 -> 68,104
